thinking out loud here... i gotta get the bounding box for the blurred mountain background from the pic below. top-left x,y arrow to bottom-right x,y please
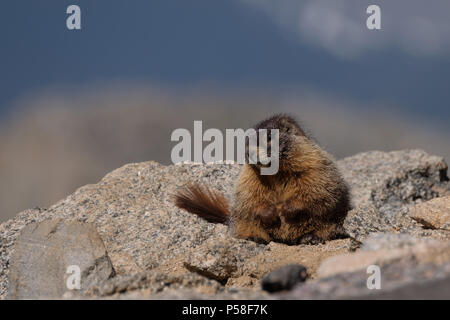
1,0 -> 449,221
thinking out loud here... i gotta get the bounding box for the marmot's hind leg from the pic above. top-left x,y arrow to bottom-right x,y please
231,218 -> 272,244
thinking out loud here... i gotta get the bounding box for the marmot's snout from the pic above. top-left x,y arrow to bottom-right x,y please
247,145 -> 272,167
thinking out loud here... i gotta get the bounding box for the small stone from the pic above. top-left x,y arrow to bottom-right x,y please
261,264 -> 308,293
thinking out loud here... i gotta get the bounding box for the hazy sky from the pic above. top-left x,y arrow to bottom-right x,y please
1,0 -> 449,124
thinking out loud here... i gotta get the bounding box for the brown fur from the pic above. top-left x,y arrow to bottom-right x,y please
174,183 -> 230,224
174,114 -> 351,245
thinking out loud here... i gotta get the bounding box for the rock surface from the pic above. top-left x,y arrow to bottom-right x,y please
317,234 -> 450,279
409,196 -> 450,230
1,149 -> 450,299
7,219 -> 114,299
341,150 -> 450,241
285,259 -> 450,299
285,233 -> 450,299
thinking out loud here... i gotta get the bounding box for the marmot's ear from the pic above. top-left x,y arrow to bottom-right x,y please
277,115 -> 304,136
282,121 -> 301,136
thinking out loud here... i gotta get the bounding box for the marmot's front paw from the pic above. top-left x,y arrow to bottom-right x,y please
296,232 -> 325,245
255,205 -> 280,228
280,200 -> 308,224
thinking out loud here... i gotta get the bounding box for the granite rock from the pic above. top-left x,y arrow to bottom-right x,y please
317,236 -> 450,279
409,196 -> 450,230
1,149 -> 449,299
7,219 -> 114,299
340,150 -> 449,241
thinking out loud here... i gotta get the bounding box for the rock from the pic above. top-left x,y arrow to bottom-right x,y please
360,232 -> 436,251
115,286 -> 270,300
86,271 -> 223,297
239,239 -> 354,283
285,260 -> 450,299
0,162 -> 239,299
185,237 -> 352,288
345,204 -> 450,242
261,264 -> 307,293
183,236 -> 264,284
286,234 -> 450,300
7,219 -> 114,299
343,204 -> 391,241
349,276 -> 450,299
1,149 -> 449,299
409,196 -> 450,230
317,235 -> 450,279
338,149 -> 449,209
340,150 -> 450,241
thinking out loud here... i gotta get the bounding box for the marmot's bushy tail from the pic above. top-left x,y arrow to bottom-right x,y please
174,183 -> 230,224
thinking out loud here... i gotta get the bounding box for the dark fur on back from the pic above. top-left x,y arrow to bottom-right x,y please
253,114 -> 306,137
174,184 -> 230,224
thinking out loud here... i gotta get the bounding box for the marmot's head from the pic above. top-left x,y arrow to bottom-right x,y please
246,114 -> 307,173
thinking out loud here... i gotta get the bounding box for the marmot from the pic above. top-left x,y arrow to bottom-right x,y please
174,114 -> 351,244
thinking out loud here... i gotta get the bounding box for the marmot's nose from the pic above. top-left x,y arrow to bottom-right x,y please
257,147 -> 271,166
